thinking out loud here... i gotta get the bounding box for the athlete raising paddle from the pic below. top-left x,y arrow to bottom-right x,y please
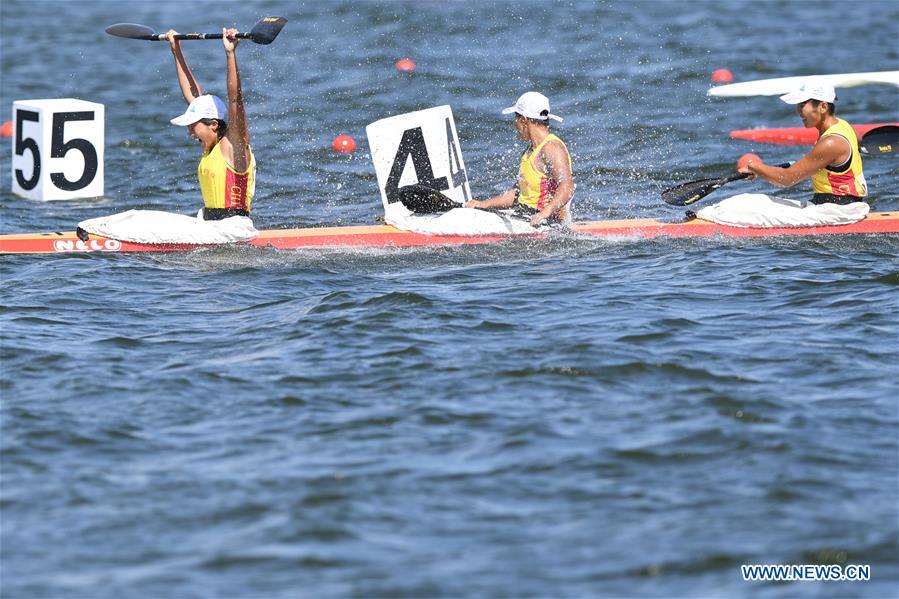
165,27 -> 256,221
466,92 -> 574,226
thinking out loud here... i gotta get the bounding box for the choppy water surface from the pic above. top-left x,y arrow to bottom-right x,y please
1,1 -> 898,597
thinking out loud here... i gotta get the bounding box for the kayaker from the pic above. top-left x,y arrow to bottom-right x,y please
465,92 -> 574,226
165,27 -> 256,220
737,82 -> 867,204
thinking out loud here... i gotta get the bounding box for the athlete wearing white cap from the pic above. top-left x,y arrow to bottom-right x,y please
501,91 -> 564,122
739,81 -> 867,204
165,27 -> 256,220
466,92 -> 574,226
778,81 -> 837,105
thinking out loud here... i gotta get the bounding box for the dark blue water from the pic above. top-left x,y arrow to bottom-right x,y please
2,1 -> 898,597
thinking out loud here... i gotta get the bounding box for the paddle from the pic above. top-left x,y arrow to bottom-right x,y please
397,184 -> 537,220
662,163 -> 791,206
860,125 -> 898,155
105,16 -> 288,45
397,184 -> 459,213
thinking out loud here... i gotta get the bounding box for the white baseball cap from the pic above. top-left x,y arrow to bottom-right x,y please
779,81 -> 837,104
501,91 -> 563,122
170,94 -> 227,126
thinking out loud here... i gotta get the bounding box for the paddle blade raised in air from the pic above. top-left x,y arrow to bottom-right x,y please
247,17 -> 288,44
105,23 -> 158,40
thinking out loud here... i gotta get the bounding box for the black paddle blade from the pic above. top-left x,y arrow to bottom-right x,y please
397,184 -> 460,214
247,16 -> 287,44
662,173 -> 748,206
105,23 -> 158,40
860,125 -> 898,155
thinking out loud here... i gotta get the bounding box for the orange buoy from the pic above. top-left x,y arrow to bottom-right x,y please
332,134 -> 356,153
1,121 -> 12,138
737,153 -> 761,171
711,68 -> 734,83
395,58 -> 416,72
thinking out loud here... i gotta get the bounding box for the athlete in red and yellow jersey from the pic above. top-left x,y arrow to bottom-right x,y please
516,132 -> 573,222
738,82 -> 867,205
197,141 -> 255,214
466,92 -> 574,226
166,27 -> 256,220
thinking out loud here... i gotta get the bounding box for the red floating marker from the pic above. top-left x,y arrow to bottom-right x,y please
737,153 -> 761,171
332,134 -> 356,153
395,58 -> 416,72
711,68 -> 734,83
1,121 -> 11,138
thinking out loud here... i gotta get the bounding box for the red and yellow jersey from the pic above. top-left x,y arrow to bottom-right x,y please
812,119 -> 866,197
197,143 -> 256,211
517,133 -> 572,220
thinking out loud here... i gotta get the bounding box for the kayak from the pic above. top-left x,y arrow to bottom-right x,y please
730,123 -> 897,145
708,71 -> 899,97
3,212 -> 899,255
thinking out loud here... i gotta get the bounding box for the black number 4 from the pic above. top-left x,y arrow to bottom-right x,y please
384,120 -> 470,204
384,126 -> 448,204
445,117 -> 469,202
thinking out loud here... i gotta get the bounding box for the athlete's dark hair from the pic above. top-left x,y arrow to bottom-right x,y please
808,99 -> 836,116
200,118 -> 228,137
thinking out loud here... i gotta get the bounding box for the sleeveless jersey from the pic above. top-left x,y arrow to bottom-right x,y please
197,142 -> 256,211
812,119 -> 866,198
517,133 -> 572,220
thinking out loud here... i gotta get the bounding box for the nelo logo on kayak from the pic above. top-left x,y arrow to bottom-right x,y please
54,238 -> 122,252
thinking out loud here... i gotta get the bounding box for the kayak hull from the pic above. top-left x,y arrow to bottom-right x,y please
730,123 -> 896,145
2,212 -> 898,255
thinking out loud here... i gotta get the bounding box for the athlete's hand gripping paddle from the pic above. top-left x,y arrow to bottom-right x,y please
105,17 -> 288,45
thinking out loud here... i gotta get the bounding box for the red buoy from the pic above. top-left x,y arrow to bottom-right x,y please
1,121 -> 12,138
395,58 -> 416,72
332,134 -> 356,153
711,68 -> 734,83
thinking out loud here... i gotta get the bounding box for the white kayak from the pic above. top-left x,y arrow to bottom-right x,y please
708,70 -> 899,97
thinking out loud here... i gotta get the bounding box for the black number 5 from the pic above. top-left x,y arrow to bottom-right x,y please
50,111 -> 98,191
14,110 -> 41,190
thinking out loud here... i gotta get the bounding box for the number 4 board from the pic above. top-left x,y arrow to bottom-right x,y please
366,105 -> 471,211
